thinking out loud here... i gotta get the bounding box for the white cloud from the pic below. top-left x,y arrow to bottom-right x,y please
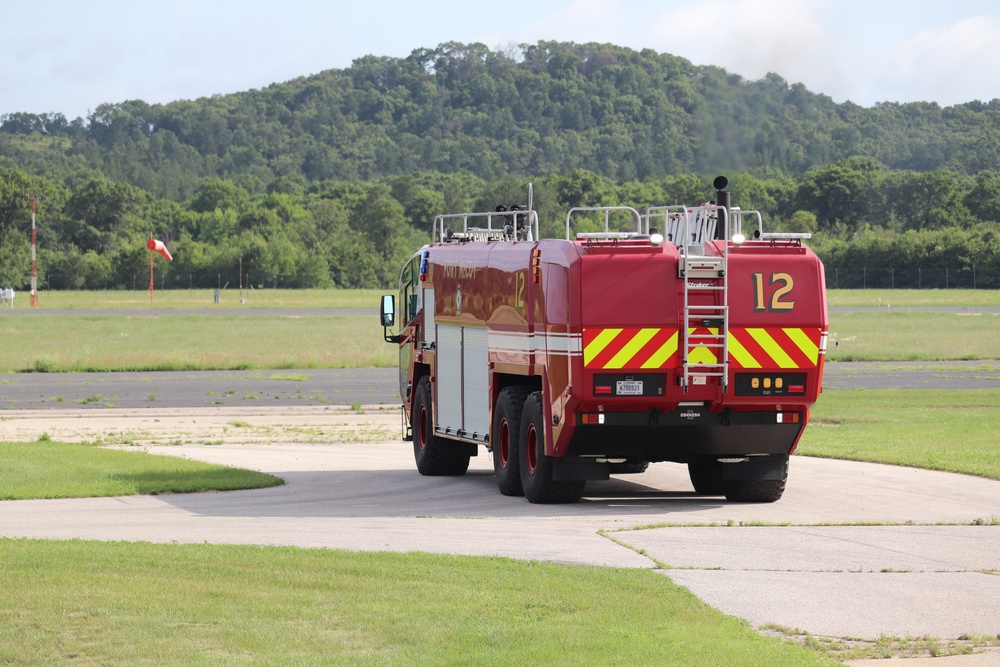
881,15 -> 1000,104
4,0 -> 1000,117
654,0 -> 829,75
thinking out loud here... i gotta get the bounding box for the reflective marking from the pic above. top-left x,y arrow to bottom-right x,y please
784,327 -> 820,364
606,328 -> 658,369
727,332 -> 762,369
584,328 -> 622,366
746,328 -> 797,368
640,331 -> 679,369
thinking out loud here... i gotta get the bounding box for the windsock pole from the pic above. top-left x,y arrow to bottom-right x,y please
148,234 -> 155,302
147,235 -> 173,302
28,194 -> 39,307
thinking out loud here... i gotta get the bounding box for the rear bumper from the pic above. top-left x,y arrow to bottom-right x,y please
565,408 -> 803,463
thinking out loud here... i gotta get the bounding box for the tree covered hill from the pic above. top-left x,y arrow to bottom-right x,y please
3,41 -> 1000,201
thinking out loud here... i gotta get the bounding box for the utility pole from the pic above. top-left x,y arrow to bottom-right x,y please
27,194 -> 39,307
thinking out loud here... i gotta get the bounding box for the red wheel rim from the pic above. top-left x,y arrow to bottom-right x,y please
525,423 -> 538,475
498,418 -> 511,468
417,404 -> 428,451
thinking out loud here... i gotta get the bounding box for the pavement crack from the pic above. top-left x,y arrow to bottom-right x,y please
597,529 -> 668,569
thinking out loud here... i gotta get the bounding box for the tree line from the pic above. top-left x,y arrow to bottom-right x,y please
1,159 -> 999,291
3,41 -> 1000,204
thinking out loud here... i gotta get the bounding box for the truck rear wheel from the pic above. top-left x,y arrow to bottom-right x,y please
722,458 -> 788,503
519,392 -> 584,504
413,376 -> 470,476
492,386 -> 529,496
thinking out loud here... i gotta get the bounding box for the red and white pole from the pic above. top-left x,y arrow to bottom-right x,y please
146,236 -> 173,302
148,233 -> 155,302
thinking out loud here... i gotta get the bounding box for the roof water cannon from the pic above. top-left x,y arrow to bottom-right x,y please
713,175 -> 730,241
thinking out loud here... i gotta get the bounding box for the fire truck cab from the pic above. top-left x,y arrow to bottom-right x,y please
381,179 -> 828,504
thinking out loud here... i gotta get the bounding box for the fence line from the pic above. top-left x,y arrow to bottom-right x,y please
824,265 -> 998,289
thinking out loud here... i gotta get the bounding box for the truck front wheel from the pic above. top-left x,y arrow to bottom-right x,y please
492,386 -> 529,496
519,392 -> 584,504
688,460 -> 725,496
413,376 -> 470,476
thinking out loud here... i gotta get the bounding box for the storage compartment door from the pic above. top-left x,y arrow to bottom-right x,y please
436,325 -> 462,435
462,327 -> 489,441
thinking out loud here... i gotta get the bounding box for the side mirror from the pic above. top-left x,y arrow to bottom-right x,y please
380,294 -> 395,327
380,295 -> 400,343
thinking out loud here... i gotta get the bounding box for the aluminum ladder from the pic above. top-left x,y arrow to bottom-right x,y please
677,206 -> 729,393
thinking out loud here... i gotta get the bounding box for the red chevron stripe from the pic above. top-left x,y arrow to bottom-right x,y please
771,328 -> 816,368
729,328 -> 770,369
630,327 -> 677,368
729,328 -> 817,369
587,329 -> 632,369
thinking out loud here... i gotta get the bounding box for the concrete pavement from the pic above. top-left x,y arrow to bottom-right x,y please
2,409 -> 999,663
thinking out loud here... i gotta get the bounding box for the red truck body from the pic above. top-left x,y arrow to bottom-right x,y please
382,187 -> 828,503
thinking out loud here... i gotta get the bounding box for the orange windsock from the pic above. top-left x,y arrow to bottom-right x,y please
147,239 -> 172,261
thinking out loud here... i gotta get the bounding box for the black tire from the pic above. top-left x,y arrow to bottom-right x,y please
412,376 -> 470,476
688,460 -> 725,496
722,459 -> 788,503
519,392 -> 585,504
491,386 -> 530,496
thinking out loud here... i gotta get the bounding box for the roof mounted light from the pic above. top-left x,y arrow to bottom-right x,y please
732,232 -> 746,246
650,227 -> 664,246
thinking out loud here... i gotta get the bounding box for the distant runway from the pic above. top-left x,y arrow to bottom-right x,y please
0,308 -> 373,317
2,361 -> 998,411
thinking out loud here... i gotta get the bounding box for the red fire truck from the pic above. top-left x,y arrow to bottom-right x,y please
380,178 -> 828,503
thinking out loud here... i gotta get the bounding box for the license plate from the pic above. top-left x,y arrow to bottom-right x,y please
616,381 -> 643,395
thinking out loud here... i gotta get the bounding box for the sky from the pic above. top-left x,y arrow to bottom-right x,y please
4,0 -> 1000,121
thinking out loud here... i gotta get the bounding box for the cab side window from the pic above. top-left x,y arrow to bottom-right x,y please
400,255 -> 420,324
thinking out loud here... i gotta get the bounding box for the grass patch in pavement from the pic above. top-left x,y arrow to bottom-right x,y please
799,388 -> 1000,480
0,440 -> 281,500
0,539 -> 837,667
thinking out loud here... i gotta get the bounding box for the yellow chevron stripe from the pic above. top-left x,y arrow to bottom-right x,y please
784,327 -> 820,365
641,330 -> 679,368
688,327 -> 719,364
584,328 -> 622,366
747,328 -> 797,368
688,346 -> 718,364
727,331 -> 762,368
606,328 -> 659,369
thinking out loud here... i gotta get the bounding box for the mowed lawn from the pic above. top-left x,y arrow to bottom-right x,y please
800,388 -> 1000,481
1,288 -> 999,372
0,539 -> 838,667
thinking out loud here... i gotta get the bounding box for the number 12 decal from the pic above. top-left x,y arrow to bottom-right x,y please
514,272 -> 526,309
752,272 -> 795,312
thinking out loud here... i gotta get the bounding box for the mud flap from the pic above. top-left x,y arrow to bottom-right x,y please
552,458 -> 610,482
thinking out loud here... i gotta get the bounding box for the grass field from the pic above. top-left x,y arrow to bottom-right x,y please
1,288 -> 998,373
799,388 -> 1000,481
0,313 -> 396,373
0,538 -> 836,667
18,287 -> 1000,310
826,288 -> 1000,307
22,287 -> 384,310
826,310 -> 1000,361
